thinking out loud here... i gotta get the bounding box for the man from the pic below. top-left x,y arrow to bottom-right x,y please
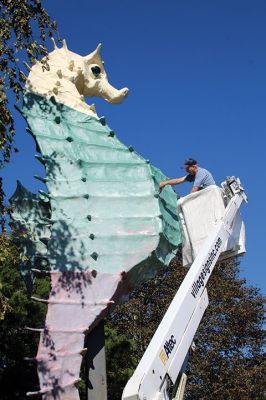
159,158 -> 215,194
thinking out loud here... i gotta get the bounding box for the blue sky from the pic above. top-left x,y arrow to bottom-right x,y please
3,0 -> 266,292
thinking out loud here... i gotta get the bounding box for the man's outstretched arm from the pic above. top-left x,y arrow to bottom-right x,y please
159,176 -> 186,192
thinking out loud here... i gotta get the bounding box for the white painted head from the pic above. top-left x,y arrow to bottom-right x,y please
26,39 -> 129,117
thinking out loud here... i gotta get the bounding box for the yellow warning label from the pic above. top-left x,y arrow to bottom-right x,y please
159,349 -> 168,365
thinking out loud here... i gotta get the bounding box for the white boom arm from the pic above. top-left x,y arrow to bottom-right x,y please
122,177 -> 247,400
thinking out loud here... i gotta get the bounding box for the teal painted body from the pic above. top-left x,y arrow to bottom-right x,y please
9,181 -> 51,291
18,91 -> 181,285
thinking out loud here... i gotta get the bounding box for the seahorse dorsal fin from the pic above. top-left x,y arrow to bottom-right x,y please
62,39 -> 68,51
51,37 -> 58,50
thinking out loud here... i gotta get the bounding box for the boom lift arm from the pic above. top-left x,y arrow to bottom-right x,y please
122,177 -> 247,400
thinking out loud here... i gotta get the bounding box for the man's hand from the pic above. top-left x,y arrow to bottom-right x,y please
159,181 -> 166,193
191,186 -> 200,193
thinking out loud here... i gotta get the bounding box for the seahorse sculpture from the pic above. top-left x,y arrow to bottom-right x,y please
11,39 -> 182,399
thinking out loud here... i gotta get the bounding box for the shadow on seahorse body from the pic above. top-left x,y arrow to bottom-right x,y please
10,39 -> 182,399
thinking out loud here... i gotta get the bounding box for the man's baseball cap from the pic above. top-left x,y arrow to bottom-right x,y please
182,158 -> 197,168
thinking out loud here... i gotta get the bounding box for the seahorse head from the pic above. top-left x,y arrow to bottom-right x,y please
26,39 -> 129,116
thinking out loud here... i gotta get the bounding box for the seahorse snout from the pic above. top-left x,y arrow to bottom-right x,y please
108,87 -> 129,104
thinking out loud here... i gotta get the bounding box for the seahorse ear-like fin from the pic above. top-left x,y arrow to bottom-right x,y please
84,44 -> 102,62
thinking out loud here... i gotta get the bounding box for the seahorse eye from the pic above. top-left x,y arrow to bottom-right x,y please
91,66 -> 101,77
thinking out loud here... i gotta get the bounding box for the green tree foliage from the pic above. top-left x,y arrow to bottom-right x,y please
0,1 -> 59,239
0,177 -> 10,231
0,232 -> 50,399
107,256 -> 265,400
186,258 -> 266,400
0,0 -> 59,167
105,325 -> 138,399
